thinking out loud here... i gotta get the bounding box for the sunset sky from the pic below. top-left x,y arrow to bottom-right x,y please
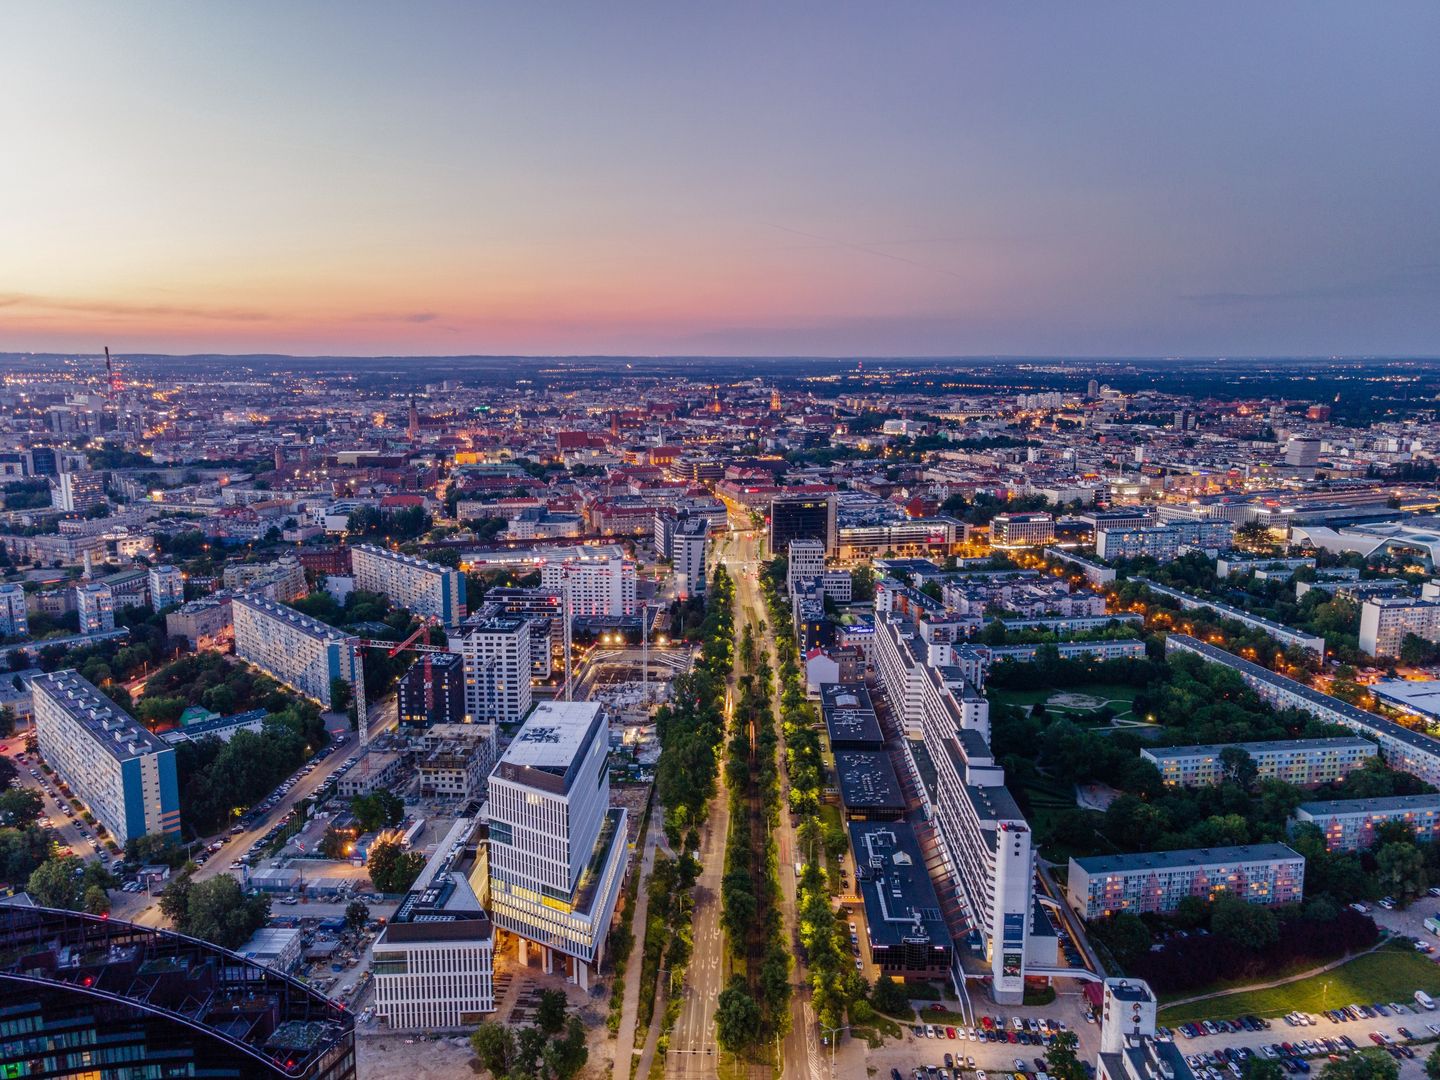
2,2 -> 1438,357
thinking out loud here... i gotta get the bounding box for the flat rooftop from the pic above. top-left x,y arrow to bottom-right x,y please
848,820 -> 952,953
820,683 -> 884,747
1372,679 -> 1440,717
32,670 -> 171,762
834,751 -> 905,813
1142,736 -> 1376,759
353,543 -> 454,575
1071,842 -> 1302,876
1295,794 -> 1440,817
493,700 -> 605,794
233,593 -> 348,641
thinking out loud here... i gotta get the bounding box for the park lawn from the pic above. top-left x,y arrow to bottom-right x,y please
988,683 -> 1139,721
1158,946 -> 1440,1025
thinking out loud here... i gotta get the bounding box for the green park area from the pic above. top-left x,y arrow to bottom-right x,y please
988,683 -> 1142,724
1158,945 -> 1440,1025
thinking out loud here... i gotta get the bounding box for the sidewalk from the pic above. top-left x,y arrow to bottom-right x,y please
614,805 -> 664,1076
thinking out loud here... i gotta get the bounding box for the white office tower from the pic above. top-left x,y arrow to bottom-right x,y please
0,582 -> 28,637
75,582 -> 115,632
231,593 -> 360,705
454,614 -> 533,725
372,817 -> 495,1029
787,538 -> 825,594
539,546 -> 636,616
673,517 -> 708,601
148,564 -> 185,611
351,543 -> 467,625
486,701 -> 628,988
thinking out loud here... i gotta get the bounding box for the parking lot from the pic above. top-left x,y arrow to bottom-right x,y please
844,986 -> 1098,1080
1171,1001 -> 1440,1080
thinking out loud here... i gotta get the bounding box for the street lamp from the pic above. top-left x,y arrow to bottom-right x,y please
820,1024 -> 848,1075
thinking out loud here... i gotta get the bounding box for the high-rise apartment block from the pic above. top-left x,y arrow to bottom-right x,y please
51,469 -> 106,513
0,582 -> 27,637
454,614 -> 533,725
1095,521 -> 1234,562
232,594 -> 359,706
539,546 -> 635,616
75,581 -> 115,632
31,670 -> 181,847
397,651 -> 467,729
351,543 -> 466,625
1292,794 -> 1440,851
148,564 -> 185,611
1359,596 -> 1440,658
486,701 -> 627,989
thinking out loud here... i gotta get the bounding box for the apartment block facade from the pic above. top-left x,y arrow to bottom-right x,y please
351,543 -> 466,625
232,594 -> 359,705
1292,794 -> 1440,851
1067,843 -> 1305,919
1141,737 -> 1378,789
453,614 -> 533,725
31,670 -> 181,847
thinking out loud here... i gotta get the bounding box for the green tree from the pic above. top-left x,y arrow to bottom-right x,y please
1211,894 -> 1279,949
367,839 -> 425,894
1243,1058 -> 1286,1080
871,975 -> 910,1016
83,884 -> 111,916
344,899 -> 370,933
163,874 -> 270,949
1376,841 -> 1428,903
1045,1030 -> 1087,1080
0,788 -> 43,828
543,1016 -> 588,1079
1424,1042 -> 1440,1080
27,855 -> 83,909
1097,912 -> 1151,967
716,978 -> 762,1052
329,677 -> 353,714
1319,1050 -> 1399,1080
469,1020 -> 514,1077
127,832 -> 183,867
535,987 -> 568,1035
1219,746 -> 1259,789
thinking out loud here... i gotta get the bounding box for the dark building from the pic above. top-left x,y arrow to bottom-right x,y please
768,493 -> 835,557
296,546 -> 353,577
397,651 -> 466,728
26,446 -> 59,477
835,751 -> 906,820
848,821 -> 953,980
0,904 -> 355,1079
821,683 -> 884,750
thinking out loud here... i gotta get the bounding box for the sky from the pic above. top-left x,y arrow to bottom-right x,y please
1,2 -> 1437,358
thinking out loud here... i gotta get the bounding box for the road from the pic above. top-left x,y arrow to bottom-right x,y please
4,743 -> 111,869
725,528 -> 824,1080
111,695 -> 395,926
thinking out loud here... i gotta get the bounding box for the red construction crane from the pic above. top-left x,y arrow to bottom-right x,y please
353,619 -> 448,716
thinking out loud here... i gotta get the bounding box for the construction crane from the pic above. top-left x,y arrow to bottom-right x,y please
349,618 -> 448,751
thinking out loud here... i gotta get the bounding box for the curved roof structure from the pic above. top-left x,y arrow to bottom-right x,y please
0,904 -> 354,1079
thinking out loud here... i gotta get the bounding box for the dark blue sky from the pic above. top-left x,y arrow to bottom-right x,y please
2,2 -> 1437,355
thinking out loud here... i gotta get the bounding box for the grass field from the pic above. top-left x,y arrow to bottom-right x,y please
989,683 -> 1140,722
1157,946 -> 1440,1024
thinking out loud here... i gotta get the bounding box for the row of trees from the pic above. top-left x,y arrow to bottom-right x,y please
159,872 -> 270,950
758,561 -> 873,1040
716,618 -> 790,1052
652,566 -> 732,846
470,988 -> 588,1080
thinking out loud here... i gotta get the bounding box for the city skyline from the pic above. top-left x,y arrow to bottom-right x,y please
3,2 -> 1438,358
